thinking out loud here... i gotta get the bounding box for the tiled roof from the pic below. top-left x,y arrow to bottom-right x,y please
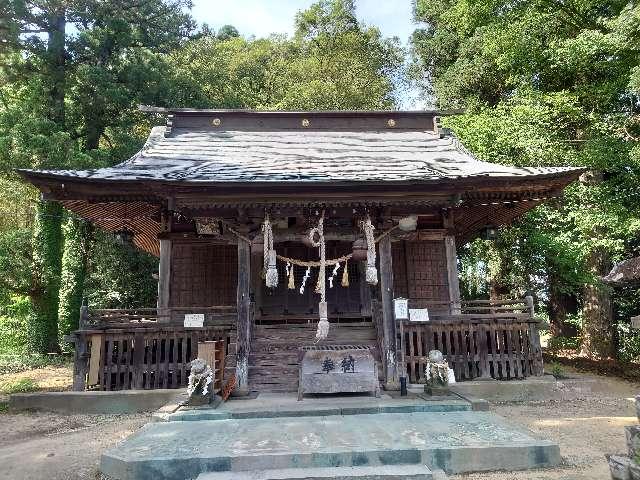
22,126 -> 581,184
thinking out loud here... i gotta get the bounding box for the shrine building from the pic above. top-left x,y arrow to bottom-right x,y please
19,109 -> 583,395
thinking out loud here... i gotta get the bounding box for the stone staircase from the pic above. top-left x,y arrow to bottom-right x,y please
248,322 -> 380,393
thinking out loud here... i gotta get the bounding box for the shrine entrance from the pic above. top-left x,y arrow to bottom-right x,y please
256,241 -> 370,324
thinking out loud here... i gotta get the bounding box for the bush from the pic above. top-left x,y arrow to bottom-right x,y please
0,378 -> 39,394
0,295 -> 31,355
546,335 -> 580,353
549,361 -> 566,379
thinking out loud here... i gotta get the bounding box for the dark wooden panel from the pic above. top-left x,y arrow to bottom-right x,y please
392,240 -> 449,309
391,241 -> 409,299
406,240 -> 449,303
170,243 -> 237,307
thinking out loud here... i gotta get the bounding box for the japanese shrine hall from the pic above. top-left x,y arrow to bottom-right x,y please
19,109 -> 583,395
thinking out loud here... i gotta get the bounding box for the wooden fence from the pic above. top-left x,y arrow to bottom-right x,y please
399,313 -> 543,383
69,308 -> 235,391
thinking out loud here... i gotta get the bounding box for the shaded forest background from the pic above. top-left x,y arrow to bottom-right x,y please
0,0 -> 639,366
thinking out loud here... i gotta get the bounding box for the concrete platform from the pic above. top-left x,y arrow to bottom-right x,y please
101,410 -> 560,480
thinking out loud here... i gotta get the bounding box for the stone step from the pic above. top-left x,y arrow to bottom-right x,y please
101,411 -> 561,480
196,464 -> 434,480
164,399 -> 471,422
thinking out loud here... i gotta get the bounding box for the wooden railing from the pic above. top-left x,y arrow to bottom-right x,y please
405,297 -> 535,316
70,306 -> 236,391
80,305 -> 237,329
399,297 -> 543,382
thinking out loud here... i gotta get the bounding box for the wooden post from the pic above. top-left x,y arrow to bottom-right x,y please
378,235 -> 400,390
133,332 -> 145,389
235,240 -> 252,395
157,239 -> 171,323
72,333 -> 89,391
445,235 -> 461,314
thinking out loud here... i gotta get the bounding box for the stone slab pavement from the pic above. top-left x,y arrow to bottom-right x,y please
102,410 -> 560,480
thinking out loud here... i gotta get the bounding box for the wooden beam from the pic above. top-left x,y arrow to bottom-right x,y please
445,235 -> 461,314
378,235 -> 400,390
157,239 -> 172,322
234,240 -> 252,395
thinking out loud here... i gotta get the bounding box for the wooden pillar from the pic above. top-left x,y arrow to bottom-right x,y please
72,333 -> 88,391
157,239 -> 171,323
235,240 -> 252,395
378,235 -> 400,390
444,235 -> 461,314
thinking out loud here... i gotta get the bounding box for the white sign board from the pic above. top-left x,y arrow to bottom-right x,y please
394,298 -> 409,320
632,315 -> 640,330
184,313 -> 204,328
409,308 -> 430,322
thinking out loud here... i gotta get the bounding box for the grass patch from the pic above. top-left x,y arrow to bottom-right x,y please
0,401 -> 8,413
549,361 -> 567,379
1,377 -> 39,394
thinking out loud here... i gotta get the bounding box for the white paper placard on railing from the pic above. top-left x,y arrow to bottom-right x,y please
393,298 -> 408,320
409,308 -> 429,322
184,313 -> 204,328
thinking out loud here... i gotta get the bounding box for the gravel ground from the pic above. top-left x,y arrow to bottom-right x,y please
0,411 -> 149,480
0,367 -> 637,480
451,396 -> 638,480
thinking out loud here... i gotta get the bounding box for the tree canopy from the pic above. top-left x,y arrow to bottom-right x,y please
412,0 -> 640,359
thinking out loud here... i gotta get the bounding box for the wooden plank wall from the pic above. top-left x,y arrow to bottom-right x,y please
401,319 -> 543,382
170,242 -> 237,307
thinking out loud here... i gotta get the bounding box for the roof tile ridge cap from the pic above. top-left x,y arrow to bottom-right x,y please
119,125 -> 166,167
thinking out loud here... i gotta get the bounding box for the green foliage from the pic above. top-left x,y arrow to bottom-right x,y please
549,362 -> 567,379
28,201 -> 63,354
167,0 -> 404,110
413,0 -> 640,359
0,0 -> 195,354
0,0 -> 404,357
85,231 -> 158,309
0,295 -> 30,355
0,378 -> 39,394
546,335 -> 581,353
58,216 -> 92,342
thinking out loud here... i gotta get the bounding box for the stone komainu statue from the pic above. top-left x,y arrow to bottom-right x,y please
185,358 -> 214,406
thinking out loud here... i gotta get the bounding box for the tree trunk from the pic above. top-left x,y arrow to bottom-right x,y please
46,11 -> 65,125
28,201 -> 64,353
548,268 -> 578,337
58,216 -> 92,342
580,246 -> 615,359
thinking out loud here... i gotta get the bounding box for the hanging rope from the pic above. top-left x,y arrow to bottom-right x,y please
308,212 -> 329,341
262,214 -> 278,288
362,215 -> 378,285
341,260 -> 350,287
276,253 -> 352,267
